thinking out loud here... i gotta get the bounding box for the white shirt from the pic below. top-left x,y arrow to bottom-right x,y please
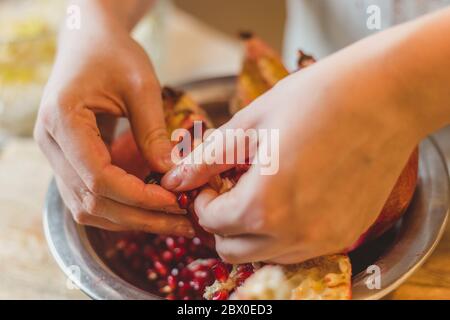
284,0 -> 450,69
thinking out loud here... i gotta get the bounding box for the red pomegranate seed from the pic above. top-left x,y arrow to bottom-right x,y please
123,242 -> 138,258
115,239 -> 128,250
237,263 -> 254,273
177,237 -> 187,245
177,193 -> 190,209
165,237 -> 176,250
212,290 -> 229,300
186,257 -> 194,264
213,262 -> 230,283
236,270 -> 253,286
180,268 -> 192,280
167,275 -> 177,289
154,261 -> 168,277
162,250 -> 174,263
174,247 -> 187,260
178,281 -> 191,296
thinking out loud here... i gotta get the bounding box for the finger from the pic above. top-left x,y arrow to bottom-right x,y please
75,215 -> 130,232
194,182 -> 254,237
162,110 -> 258,191
267,250 -> 318,265
214,234 -> 277,264
46,105 -> 180,211
126,78 -> 174,173
55,177 -> 126,232
83,194 -> 195,237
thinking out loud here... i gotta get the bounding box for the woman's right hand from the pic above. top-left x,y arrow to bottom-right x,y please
34,6 -> 194,237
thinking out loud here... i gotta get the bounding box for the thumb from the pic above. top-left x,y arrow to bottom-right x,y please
162,110 -> 258,191
128,86 -> 173,173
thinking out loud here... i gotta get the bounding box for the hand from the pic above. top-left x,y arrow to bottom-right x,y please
162,44 -> 426,263
35,17 -> 193,237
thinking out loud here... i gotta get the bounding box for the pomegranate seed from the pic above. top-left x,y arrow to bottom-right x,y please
177,193 -> 190,209
213,262 -> 230,283
115,239 -> 128,250
165,237 -> 176,250
167,275 -> 177,289
174,247 -> 187,260
237,263 -> 254,273
171,268 -> 179,277
178,281 -> 190,296
162,250 -> 174,263
180,268 -> 192,280
212,290 -> 229,300
146,269 -> 158,281
154,261 -> 168,277
189,280 -> 200,291
186,256 -> 194,264
236,270 -> 253,286
177,237 -> 187,245
123,242 -> 138,258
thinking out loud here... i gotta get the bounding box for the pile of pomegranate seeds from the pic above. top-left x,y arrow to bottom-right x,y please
206,262 -> 256,300
105,164 -> 256,300
112,232 -> 221,300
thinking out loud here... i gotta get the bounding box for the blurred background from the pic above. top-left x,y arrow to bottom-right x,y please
175,0 -> 286,51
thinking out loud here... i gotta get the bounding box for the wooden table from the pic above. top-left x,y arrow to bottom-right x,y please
0,129 -> 449,300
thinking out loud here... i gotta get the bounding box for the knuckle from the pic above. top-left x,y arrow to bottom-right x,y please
143,126 -> 169,147
36,108 -> 54,136
86,174 -> 105,195
83,194 -> 104,216
216,244 -> 243,264
33,123 -> 47,147
72,211 -> 90,225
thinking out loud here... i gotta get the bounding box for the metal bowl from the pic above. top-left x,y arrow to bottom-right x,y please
44,76 -> 450,300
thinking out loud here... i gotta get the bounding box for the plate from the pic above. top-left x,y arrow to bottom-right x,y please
44,76 -> 450,300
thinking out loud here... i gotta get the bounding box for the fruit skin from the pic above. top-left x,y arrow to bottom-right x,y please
349,147 -> 419,250
230,32 -> 289,114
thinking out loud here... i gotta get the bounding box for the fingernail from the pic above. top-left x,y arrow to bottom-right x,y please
163,154 -> 175,170
175,225 -> 195,238
163,168 -> 181,190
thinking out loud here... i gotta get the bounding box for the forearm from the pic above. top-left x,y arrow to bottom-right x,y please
385,7 -> 450,135
313,7 -> 450,141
